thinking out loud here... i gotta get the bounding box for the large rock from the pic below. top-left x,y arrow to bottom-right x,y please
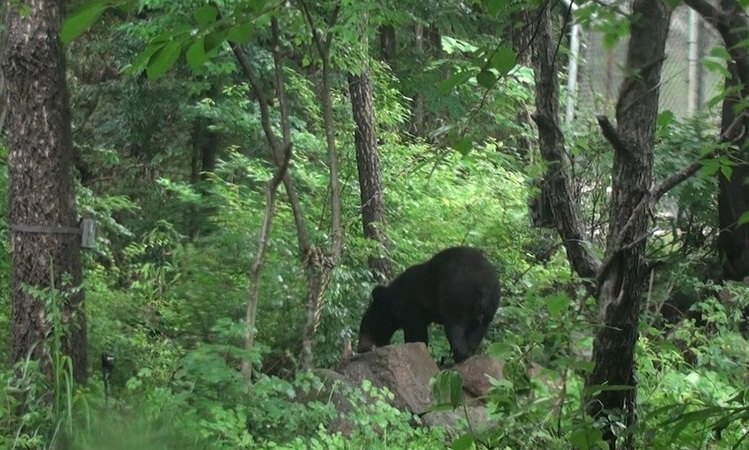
337,342 -> 439,414
421,406 -> 493,437
455,354 -> 504,402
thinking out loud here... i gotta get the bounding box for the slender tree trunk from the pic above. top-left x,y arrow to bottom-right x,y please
378,25 -> 396,69
588,2 -> 671,448
348,68 -> 394,282
298,2 -> 343,369
242,146 -> 291,379
230,17 -> 315,375
3,0 -> 86,382
412,23 -> 425,137
531,6 -> 599,281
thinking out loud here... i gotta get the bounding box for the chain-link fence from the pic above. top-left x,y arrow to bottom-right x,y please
574,5 -> 723,121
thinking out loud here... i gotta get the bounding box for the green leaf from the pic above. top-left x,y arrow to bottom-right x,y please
61,1 -> 109,44
702,59 -> 731,78
438,70 -> 474,95
451,433 -> 474,450
186,38 -> 207,71
720,163 -> 733,180
570,426 -> 604,450
194,5 -> 218,27
476,69 -> 496,89
709,46 -> 731,60
490,45 -> 517,76
454,137 -> 473,155
205,31 -> 227,52
545,294 -> 571,317
486,0 -> 504,16
432,370 -> 464,408
487,341 -> 515,359
699,160 -> 720,177
147,41 -> 183,80
657,110 -> 675,128
738,211 -> 749,226
227,22 -> 253,43
130,43 -> 162,75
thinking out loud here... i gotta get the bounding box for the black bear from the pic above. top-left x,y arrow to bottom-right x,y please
357,246 -> 500,363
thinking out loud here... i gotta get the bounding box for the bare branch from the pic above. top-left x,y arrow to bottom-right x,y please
597,115 -> 632,158
243,143 -> 293,379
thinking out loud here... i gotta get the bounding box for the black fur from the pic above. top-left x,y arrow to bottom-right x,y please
357,246 -> 500,362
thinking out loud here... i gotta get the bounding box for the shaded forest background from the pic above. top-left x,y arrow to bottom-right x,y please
3,0 -> 749,449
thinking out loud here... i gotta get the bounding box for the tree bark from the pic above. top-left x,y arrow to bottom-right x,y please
3,0 -> 86,382
378,25 -> 396,69
412,23 -> 425,137
588,2 -> 672,448
717,62 -> 749,281
348,69 -> 395,283
531,5 -> 600,281
683,0 -> 749,282
298,1 -> 342,369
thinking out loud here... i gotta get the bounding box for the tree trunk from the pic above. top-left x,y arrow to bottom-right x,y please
684,0 -> 749,283
531,5 -> 599,281
717,62 -> 749,281
588,2 -> 671,448
3,0 -> 86,382
189,117 -> 218,237
378,25 -> 396,69
348,69 -> 394,283
298,2 -> 343,369
412,23 -> 425,137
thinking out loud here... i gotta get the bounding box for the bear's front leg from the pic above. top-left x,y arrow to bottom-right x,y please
444,323 -> 473,363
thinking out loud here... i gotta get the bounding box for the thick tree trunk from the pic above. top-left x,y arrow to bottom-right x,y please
588,2 -> 671,448
684,0 -> 749,282
3,0 -> 86,382
717,62 -> 749,281
348,69 -> 394,283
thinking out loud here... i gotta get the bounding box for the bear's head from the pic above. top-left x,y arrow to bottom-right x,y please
356,285 -> 398,353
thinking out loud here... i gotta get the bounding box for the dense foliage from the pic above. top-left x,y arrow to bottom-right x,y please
2,0 -> 749,449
